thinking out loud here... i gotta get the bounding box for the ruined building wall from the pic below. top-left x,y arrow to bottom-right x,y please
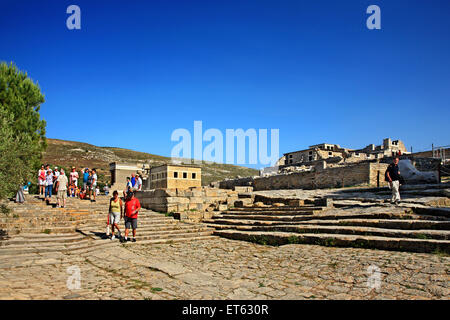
253,162 -> 389,190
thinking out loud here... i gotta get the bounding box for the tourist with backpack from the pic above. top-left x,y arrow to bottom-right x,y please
55,169 -> 69,208
385,157 -> 402,205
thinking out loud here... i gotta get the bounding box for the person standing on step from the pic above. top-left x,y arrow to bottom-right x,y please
55,169 -> 69,208
53,166 -> 60,190
38,165 -> 46,197
86,170 -> 93,200
121,191 -> 141,243
90,169 -> 98,202
123,177 -> 132,198
108,191 -> 123,240
131,173 -> 136,188
70,167 -> 79,187
44,168 -> 53,204
386,157 -> 402,205
135,174 -> 142,191
83,168 -> 89,191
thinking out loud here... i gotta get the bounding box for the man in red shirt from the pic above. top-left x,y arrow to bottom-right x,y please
121,192 -> 141,242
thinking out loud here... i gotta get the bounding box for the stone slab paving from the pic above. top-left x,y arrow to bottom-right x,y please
0,238 -> 448,300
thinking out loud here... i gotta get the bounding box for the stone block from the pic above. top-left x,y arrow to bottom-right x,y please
177,203 -> 188,212
234,198 -> 253,207
189,197 -> 204,204
238,193 -> 253,199
173,212 -> 188,220
205,189 -> 218,197
166,197 -> 190,204
233,186 -> 253,192
289,199 -> 305,207
315,198 -> 334,207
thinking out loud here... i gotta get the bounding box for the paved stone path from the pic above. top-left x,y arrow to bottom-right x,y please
0,238 -> 448,300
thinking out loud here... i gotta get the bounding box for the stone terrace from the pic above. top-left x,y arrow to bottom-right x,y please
205,183 -> 450,254
0,187 -> 448,300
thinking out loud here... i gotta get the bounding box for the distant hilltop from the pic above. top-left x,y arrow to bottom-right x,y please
42,138 -> 259,186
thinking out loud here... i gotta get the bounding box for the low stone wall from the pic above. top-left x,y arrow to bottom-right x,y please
135,187 -> 241,214
253,162 -> 389,191
218,177 -> 254,189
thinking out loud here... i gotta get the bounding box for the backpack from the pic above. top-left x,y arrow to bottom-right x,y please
384,165 -> 391,182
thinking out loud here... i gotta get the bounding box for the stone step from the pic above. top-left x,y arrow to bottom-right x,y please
412,207 -> 450,218
131,230 -> 214,241
78,225 -> 213,238
213,230 -> 450,254
230,206 -> 326,212
224,210 -> 315,216
0,233 -> 86,246
4,226 -> 79,234
207,223 -> 450,240
121,234 -> 217,245
0,238 -> 115,256
0,215 -> 175,225
216,212 -> 414,222
205,218 -> 450,230
0,238 -> 92,250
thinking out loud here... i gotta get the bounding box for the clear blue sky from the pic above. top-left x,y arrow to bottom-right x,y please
1,0 -> 449,168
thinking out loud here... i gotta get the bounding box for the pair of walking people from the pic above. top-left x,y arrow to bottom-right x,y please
108,190 -> 141,242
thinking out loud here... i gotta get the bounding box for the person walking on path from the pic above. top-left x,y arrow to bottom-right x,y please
108,191 -> 123,240
38,165 -> 46,197
55,169 -> 69,208
386,157 -> 402,205
44,168 -> 53,204
121,191 -> 141,243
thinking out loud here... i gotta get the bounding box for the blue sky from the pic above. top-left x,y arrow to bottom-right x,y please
1,0 -> 449,168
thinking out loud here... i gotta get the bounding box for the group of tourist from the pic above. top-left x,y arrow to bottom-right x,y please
125,173 -> 143,193
38,165 -> 106,205
37,164 -> 69,208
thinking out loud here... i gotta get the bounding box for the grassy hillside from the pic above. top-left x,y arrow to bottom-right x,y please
42,138 -> 259,186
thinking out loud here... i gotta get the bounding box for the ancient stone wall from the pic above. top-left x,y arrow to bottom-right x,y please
253,162 -> 389,191
135,187 -> 240,214
218,176 -> 254,189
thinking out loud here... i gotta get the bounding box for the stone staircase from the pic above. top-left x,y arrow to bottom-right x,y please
204,203 -> 450,254
0,195 -> 215,266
